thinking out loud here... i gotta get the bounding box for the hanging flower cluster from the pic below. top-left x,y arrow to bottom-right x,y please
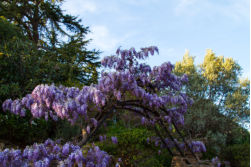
188,141 -> 206,153
146,136 -> 206,153
2,46 -> 192,127
85,145 -> 111,167
0,139 -> 111,167
2,46 -> 206,165
212,156 -> 221,167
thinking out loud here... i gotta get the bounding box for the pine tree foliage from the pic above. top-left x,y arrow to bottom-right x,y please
0,0 -> 100,145
0,0 -> 100,86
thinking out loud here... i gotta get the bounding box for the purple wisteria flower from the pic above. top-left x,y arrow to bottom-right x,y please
86,126 -> 91,134
188,141 -> 206,153
1,46 -> 205,165
212,156 -> 221,167
0,139 -> 112,167
111,136 -> 118,144
62,143 -> 70,155
141,117 -> 146,125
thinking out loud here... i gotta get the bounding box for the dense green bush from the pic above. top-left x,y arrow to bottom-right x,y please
54,120 -> 82,142
95,121 -> 172,167
221,142 -> 250,167
200,126 -> 250,167
0,111 -> 52,146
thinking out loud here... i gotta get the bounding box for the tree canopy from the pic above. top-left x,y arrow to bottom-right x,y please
0,0 -> 100,86
174,50 -> 250,156
175,49 -> 249,124
0,0 -> 100,146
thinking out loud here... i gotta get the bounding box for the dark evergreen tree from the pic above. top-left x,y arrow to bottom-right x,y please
0,0 -> 100,145
0,0 -> 100,86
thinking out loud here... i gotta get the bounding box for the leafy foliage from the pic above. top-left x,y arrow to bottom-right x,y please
0,0 -> 100,145
221,142 -> 250,167
96,121 -> 172,167
0,0 -> 100,86
175,49 -> 249,123
174,50 -> 250,165
0,0 -> 85,44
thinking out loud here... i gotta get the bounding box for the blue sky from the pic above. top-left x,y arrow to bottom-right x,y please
62,0 -> 250,78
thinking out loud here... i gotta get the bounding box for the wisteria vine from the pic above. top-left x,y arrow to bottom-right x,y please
0,139 -> 112,167
2,46 -> 206,166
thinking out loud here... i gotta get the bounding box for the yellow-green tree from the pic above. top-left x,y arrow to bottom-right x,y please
174,50 -> 249,159
175,49 -> 249,123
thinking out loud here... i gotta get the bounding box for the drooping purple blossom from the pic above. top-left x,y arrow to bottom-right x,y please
86,126 -> 91,134
146,137 -> 150,144
98,136 -> 103,142
188,141 -> 206,153
91,118 -> 98,128
141,117 -> 146,125
212,156 -> 221,167
1,46 -> 205,165
111,136 -> 118,144
62,143 -> 70,155
86,145 -> 111,167
0,139 -> 111,167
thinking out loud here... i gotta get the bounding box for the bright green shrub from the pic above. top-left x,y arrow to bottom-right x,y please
95,122 -> 172,167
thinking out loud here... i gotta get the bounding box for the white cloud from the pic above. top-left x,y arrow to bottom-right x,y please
175,0 -> 198,15
220,0 -> 249,21
82,1 -> 97,13
122,0 -> 159,6
87,25 -> 130,53
174,0 -> 249,22
62,0 -> 97,15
